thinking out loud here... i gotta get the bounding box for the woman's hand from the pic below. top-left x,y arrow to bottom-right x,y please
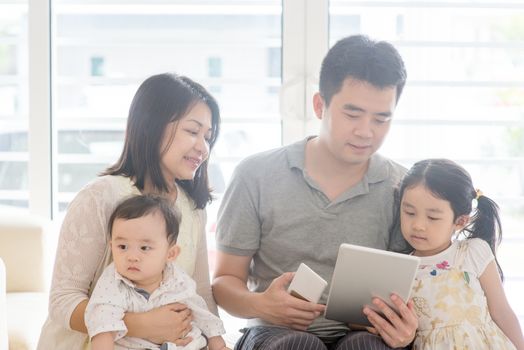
363,294 -> 417,348
124,302 -> 193,345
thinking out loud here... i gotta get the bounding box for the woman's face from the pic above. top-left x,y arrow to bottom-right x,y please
159,101 -> 213,183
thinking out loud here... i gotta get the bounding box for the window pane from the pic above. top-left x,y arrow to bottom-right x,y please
331,0 -> 524,327
397,86 -> 523,121
214,123 -> 281,159
384,124 -> 524,161
0,1 -> 28,208
52,1 -> 282,212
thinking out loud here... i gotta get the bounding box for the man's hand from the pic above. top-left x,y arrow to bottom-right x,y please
256,272 -> 325,331
363,294 -> 417,348
213,252 -> 324,329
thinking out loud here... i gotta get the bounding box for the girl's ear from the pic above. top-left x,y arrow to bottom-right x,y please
167,244 -> 181,262
454,215 -> 470,230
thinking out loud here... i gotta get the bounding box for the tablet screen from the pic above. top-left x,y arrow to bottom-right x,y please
324,243 -> 420,326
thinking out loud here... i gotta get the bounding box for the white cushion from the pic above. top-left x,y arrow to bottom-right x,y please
0,207 -> 49,293
6,292 -> 48,350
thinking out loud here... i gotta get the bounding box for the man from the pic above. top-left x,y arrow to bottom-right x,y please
213,35 -> 417,350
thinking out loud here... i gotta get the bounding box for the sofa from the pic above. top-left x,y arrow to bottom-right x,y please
1,258 -> 8,350
0,206 -> 55,350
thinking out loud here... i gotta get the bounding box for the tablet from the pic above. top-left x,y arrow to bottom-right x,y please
324,243 -> 420,326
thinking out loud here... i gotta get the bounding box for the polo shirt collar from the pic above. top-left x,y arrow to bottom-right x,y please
286,136 -> 310,171
286,136 -> 391,186
366,153 -> 391,184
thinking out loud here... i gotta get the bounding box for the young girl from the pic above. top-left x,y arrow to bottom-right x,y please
397,158 -> 524,350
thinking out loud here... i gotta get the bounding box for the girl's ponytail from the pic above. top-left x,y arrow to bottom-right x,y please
466,191 -> 504,280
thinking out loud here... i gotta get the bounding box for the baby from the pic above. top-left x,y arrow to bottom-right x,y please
85,194 -> 227,350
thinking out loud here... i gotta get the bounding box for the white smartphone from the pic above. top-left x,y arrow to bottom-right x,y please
287,263 -> 327,303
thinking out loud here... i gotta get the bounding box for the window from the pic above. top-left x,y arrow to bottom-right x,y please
208,57 -> 223,78
0,0 -> 28,208
52,1 -> 283,213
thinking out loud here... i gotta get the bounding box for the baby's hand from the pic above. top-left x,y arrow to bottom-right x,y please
207,335 -> 227,350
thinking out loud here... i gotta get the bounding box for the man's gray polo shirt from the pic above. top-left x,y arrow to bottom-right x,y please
216,137 -> 408,336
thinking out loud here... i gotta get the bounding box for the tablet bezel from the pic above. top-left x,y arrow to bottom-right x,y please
324,243 -> 420,326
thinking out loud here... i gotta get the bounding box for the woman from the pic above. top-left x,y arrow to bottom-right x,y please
37,73 -> 221,349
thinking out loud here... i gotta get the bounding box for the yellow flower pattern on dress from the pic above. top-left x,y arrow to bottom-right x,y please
413,279 -> 423,293
430,317 -> 443,329
413,296 -> 431,318
411,240 -> 516,350
435,284 -> 462,303
434,300 -> 448,312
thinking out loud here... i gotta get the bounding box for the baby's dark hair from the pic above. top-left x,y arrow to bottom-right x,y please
397,158 -> 504,279
108,194 -> 180,246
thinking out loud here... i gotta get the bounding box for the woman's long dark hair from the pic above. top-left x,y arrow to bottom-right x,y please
103,73 -> 220,209
396,159 -> 504,279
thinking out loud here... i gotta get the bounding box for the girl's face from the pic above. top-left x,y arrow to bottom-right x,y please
159,101 -> 212,183
400,184 -> 467,257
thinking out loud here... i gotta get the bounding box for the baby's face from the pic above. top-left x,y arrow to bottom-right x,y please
111,210 -> 178,291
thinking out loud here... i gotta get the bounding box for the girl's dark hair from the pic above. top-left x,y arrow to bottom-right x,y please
108,195 -> 180,246
397,159 -> 504,279
103,73 -> 220,209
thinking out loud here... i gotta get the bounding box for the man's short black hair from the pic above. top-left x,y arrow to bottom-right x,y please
319,34 -> 407,106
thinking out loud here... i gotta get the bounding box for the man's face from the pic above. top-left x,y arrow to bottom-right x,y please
314,78 -> 398,166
